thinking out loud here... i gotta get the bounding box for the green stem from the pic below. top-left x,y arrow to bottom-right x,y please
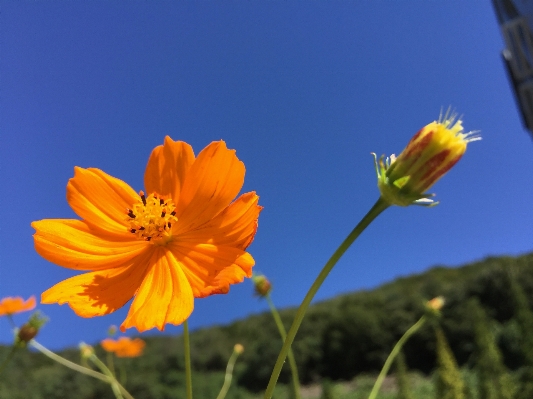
0,346 -> 17,374
90,353 -> 125,399
264,197 -> 389,399
107,351 -> 116,377
30,340 -> 134,399
7,315 -> 16,329
120,362 -> 127,385
31,340 -> 111,382
216,349 -> 241,399
367,315 -> 427,399
184,320 -> 193,399
266,294 -> 301,399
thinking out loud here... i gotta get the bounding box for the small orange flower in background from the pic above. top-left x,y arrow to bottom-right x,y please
32,138 -> 262,332
373,110 -> 480,206
0,296 -> 36,317
101,337 -> 145,358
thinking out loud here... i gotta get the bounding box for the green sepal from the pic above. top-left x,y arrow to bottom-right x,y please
393,175 -> 410,189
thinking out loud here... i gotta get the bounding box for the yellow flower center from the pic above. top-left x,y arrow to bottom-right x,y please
126,191 -> 177,243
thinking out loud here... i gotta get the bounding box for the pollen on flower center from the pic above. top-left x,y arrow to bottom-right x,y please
126,191 -> 177,242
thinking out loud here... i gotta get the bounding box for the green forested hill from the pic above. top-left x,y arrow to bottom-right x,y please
1,252 -> 532,399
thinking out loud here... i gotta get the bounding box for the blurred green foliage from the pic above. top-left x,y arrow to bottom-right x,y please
468,298 -> 515,399
434,327 -> 465,399
1,252 -> 532,398
507,271 -> 533,399
395,350 -> 413,399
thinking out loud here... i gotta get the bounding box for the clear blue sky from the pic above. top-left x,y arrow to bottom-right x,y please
2,1 -> 532,350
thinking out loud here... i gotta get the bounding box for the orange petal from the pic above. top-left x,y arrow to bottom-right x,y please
120,248 -> 194,332
101,337 -> 145,357
41,252 -> 152,317
169,243 -> 254,298
0,296 -> 36,316
101,338 -> 120,352
67,167 -> 139,235
144,137 -> 195,201
116,337 -> 146,357
125,338 -> 146,357
32,219 -> 149,270
175,141 -> 245,232
177,192 -> 262,250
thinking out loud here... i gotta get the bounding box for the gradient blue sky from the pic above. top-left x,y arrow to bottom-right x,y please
2,1 -> 532,351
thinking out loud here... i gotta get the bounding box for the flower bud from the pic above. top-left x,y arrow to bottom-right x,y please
79,342 -> 95,359
107,325 -> 118,337
15,311 -> 47,347
424,296 -> 446,320
426,296 -> 445,312
17,325 -> 38,343
234,343 -> 244,354
252,274 -> 272,297
373,111 -> 479,206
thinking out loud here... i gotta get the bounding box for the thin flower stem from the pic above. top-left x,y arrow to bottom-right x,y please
266,294 -> 301,399
30,340 -> 134,399
0,315 -> 20,374
0,346 -> 17,374
107,351 -> 116,377
7,315 -> 16,329
216,349 -> 241,399
184,320 -> 193,399
31,340 -> 110,382
90,353 -> 125,399
120,363 -> 127,385
264,197 -> 389,399
367,315 -> 427,399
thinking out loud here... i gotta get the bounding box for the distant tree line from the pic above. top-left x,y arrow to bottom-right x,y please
1,252 -> 532,399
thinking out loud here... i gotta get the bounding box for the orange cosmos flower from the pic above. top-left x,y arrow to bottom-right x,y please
0,296 -> 36,316
101,337 -> 145,358
32,138 -> 262,332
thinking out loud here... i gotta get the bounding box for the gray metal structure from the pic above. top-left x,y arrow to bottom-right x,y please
493,0 -> 533,137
